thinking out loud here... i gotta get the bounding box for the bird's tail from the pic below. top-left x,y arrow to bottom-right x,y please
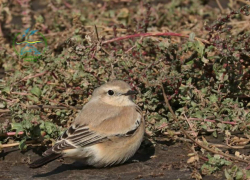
29,152 -> 62,168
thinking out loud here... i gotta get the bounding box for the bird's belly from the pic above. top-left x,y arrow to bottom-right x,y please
87,137 -> 142,167
62,124 -> 144,167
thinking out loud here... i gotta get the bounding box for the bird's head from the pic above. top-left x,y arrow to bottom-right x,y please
91,80 -> 138,106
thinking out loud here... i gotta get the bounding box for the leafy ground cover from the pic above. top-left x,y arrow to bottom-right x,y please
0,0 -> 250,179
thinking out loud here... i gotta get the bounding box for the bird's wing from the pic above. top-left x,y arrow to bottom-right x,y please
114,105 -> 143,137
51,124 -> 107,153
50,105 -> 143,154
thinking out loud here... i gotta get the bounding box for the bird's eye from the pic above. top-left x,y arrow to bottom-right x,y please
108,90 -> 114,96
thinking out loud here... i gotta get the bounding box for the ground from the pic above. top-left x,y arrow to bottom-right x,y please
0,140 -> 224,180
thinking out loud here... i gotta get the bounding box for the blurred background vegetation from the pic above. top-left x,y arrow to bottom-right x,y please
0,0 -> 250,179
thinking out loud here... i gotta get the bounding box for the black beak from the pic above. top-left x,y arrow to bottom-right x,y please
122,90 -> 138,96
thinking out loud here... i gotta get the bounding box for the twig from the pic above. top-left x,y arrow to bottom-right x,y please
163,129 -> 219,136
17,70 -> 49,83
0,142 -> 20,148
0,140 -> 32,148
9,92 -> 78,111
0,97 -> 12,103
27,105 -> 82,110
42,97 -> 78,111
177,137 -> 250,150
161,85 -> 249,164
216,0 -> 224,13
0,109 -> 10,113
163,131 -> 195,135
236,0 -> 250,6
64,1 -> 72,8
103,32 -> 210,45
125,36 -> 143,53
188,117 -> 237,125
0,140 -> 50,149
94,25 -> 100,41
184,114 -> 197,137
125,44 -> 137,53
0,112 -> 8,117
0,105 -> 81,114
11,92 -> 32,96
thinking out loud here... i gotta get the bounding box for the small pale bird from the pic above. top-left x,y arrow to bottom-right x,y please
30,80 -> 144,168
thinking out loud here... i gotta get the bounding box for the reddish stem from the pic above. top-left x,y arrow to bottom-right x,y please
7,132 -> 24,136
199,156 -> 209,162
64,1 -> 72,8
0,132 -> 24,136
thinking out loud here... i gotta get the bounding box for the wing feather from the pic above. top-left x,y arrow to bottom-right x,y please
52,124 -> 107,153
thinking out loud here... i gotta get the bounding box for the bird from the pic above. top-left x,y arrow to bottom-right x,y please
29,80 -> 145,168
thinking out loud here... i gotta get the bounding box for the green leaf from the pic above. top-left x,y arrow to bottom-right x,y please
212,131 -> 217,138
117,8 -> 129,18
194,40 -> 205,57
189,32 -> 195,42
246,170 -> 250,178
2,86 -> 10,94
201,88 -> 207,95
22,119 -> 32,129
19,139 -> 27,151
209,94 -> 218,103
39,121 -> 45,129
202,57 -> 209,64
0,102 -> 6,108
45,121 -> 53,134
186,60 -> 194,65
235,171 -> 243,180
11,123 -> 24,134
56,111 -> 61,116
30,86 -> 41,97
195,111 -> 202,118
191,101 -> 197,107
27,95 -> 39,103
187,78 -> 192,84
224,169 -> 232,180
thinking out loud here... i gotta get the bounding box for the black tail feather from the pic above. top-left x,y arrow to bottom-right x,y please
29,153 -> 62,168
